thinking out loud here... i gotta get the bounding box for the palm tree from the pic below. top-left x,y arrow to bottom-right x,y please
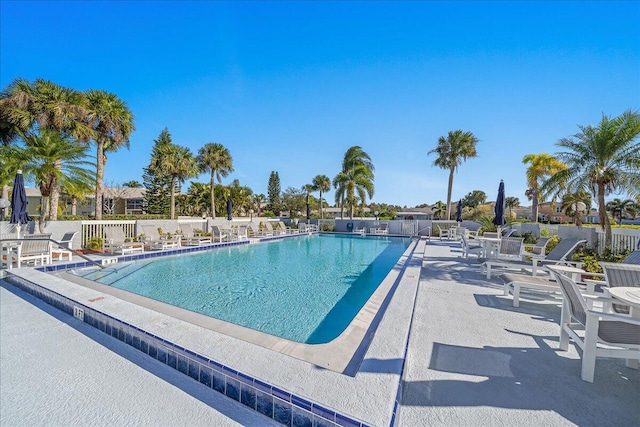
333,146 -> 375,219
85,90 -> 135,220
543,110 -> 640,248
505,196 -> 519,220
522,153 -> 566,222
606,198 -> 638,224
196,143 -> 234,218
151,143 -> 199,219
312,174 -> 331,219
186,182 -> 211,217
561,191 -> 592,226
432,201 -> 446,220
21,129 -> 95,230
428,130 -> 479,220
252,193 -> 267,216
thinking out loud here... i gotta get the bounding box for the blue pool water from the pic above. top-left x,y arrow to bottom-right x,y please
74,234 -> 411,344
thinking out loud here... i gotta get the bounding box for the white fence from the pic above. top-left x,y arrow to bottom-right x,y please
596,228 -> 640,254
81,220 -> 136,247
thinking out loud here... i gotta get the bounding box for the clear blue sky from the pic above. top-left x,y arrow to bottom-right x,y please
1,1 -> 638,207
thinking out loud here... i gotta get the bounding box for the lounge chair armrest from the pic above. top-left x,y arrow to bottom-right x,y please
586,309 -> 640,325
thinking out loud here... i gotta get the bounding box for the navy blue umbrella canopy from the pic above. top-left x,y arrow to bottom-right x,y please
10,170 -> 31,225
226,195 -> 233,221
492,180 -> 506,227
456,200 -> 463,222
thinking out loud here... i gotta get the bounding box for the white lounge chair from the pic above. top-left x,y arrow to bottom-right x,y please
547,266 -> 640,383
9,234 -> 53,267
140,225 -> 181,250
277,221 -> 299,234
51,231 -> 77,261
181,223 -> 212,246
211,225 -> 229,242
103,228 -> 144,255
481,237 -> 586,279
373,223 -> 389,235
460,234 -> 483,259
599,262 -> 640,315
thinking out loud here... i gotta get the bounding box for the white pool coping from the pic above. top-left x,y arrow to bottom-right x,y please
3,236 -> 426,426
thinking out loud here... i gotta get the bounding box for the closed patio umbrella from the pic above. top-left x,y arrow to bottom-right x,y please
10,169 -> 30,231
226,195 -> 233,221
492,180 -> 506,227
456,200 -> 463,222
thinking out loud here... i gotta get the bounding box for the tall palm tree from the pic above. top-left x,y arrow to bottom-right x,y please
312,174 -> 331,219
85,90 -> 135,220
522,153 -> 566,222
428,130 -> 479,220
196,143 -> 233,218
505,196 -> 520,220
21,129 -> 95,230
333,146 -> 375,219
252,193 -> 267,216
152,143 -> 199,219
606,198 -> 638,223
432,200 -> 446,220
543,110 -> 640,248
561,191 -> 592,226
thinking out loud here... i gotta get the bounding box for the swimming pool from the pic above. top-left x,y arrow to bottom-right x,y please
71,234 -> 411,344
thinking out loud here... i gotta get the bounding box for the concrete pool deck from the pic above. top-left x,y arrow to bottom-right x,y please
1,238 -> 639,426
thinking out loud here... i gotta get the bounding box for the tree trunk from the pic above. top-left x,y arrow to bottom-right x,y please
95,141 -> 105,220
598,182 -> 612,249
531,187 -> 539,222
49,160 -> 62,221
71,197 -> 77,215
446,168 -> 454,220
170,176 -> 176,219
319,191 -> 323,219
210,173 -> 216,218
39,196 -> 49,233
1,184 -> 8,200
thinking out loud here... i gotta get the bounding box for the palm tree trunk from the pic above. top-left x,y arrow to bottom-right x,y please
598,182 -> 612,248
531,187 -> 539,222
210,173 -> 216,218
71,197 -> 77,215
2,184 -> 8,200
39,196 -> 49,233
49,160 -> 62,221
95,141 -> 105,220
170,176 -> 176,219
319,191 -> 323,219
446,168 -> 454,220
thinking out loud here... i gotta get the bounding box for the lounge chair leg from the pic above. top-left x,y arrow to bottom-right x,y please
581,316 -> 598,382
559,303 -> 571,351
512,284 -> 520,307
503,281 -> 510,296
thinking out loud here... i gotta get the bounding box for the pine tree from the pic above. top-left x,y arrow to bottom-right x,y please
267,171 -> 281,214
143,128 -> 173,215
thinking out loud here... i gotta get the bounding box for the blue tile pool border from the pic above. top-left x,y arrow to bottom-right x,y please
3,234 -> 384,427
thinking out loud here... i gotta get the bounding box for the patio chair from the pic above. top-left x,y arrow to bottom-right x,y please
439,226 -> 454,241
103,227 -> 144,255
277,221 -> 299,234
460,234 -> 483,259
481,237 -> 586,279
246,223 -> 261,238
181,223 -> 212,246
229,225 -> 248,241
211,225 -> 229,242
1,233 -> 20,269
9,233 -> 53,267
352,222 -> 367,234
522,237 -> 550,257
51,231 -> 77,261
599,262 -> 640,314
373,223 -> 389,235
547,266 -> 640,383
140,225 -> 181,250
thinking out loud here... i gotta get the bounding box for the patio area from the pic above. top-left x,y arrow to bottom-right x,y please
1,239 -> 638,426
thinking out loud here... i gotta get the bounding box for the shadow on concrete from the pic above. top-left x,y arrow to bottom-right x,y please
401,334 -> 640,426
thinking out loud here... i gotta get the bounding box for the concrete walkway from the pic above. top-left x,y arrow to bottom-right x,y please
398,241 -> 639,426
1,240 -> 639,426
0,283 -> 279,427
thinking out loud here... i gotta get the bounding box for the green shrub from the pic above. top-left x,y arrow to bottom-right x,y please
86,236 -> 103,250
320,223 -> 334,232
545,235 -> 560,254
